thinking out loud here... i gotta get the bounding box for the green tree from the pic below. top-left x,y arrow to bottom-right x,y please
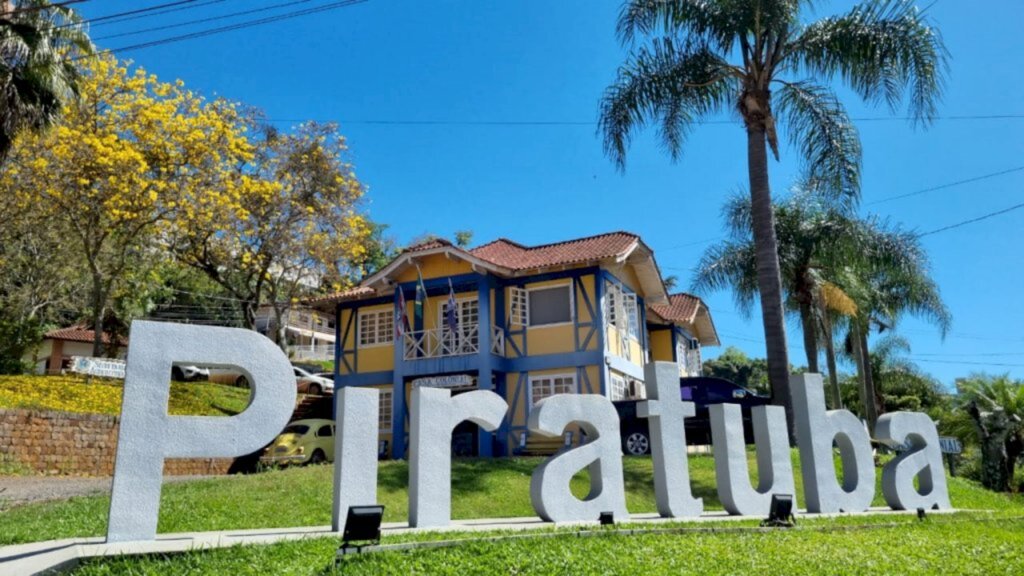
600,0 -> 946,427
0,0 -> 91,160
701,346 -> 770,395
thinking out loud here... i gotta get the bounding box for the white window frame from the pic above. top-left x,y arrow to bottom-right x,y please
528,372 -> 576,409
510,287 -> 528,327
437,296 -> 480,333
609,372 -> 628,401
525,282 -> 574,328
623,293 -> 639,340
358,309 -> 394,348
378,389 -> 393,434
605,281 -> 618,326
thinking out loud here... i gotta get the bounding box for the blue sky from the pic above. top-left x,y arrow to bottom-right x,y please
80,0 -> 1024,387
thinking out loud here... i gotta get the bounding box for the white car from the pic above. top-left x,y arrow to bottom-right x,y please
293,366 -> 334,396
171,364 -> 210,382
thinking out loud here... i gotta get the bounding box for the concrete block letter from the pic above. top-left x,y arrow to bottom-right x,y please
108,321 -> 295,542
638,362 -> 702,518
529,394 -> 629,523
332,387 -> 381,533
408,387 -> 508,527
792,373 -> 875,513
710,403 -> 794,516
876,412 -> 951,511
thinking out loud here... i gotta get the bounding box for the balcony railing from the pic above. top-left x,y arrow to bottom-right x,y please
288,344 -> 335,362
404,325 -> 505,360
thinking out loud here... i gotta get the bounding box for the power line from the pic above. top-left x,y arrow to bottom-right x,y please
86,0 -> 229,27
917,200 -> 1024,237
94,0 -> 319,41
263,114 -> 1024,127
92,0 -> 368,56
73,0 -> 205,26
867,165 -> 1024,205
911,358 -> 1024,368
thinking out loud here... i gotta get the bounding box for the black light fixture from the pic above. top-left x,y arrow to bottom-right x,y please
917,507 -> 927,521
598,511 -> 615,526
761,494 -> 796,528
339,505 -> 385,556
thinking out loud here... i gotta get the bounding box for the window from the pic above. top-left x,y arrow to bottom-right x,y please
528,284 -> 572,326
609,372 -> 628,401
379,390 -> 393,433
623,293 -> 639,339
316,424 -> 333,437
358,310 -> 394,347
510,287 -> 528,326
530,373 -> 576,406
605,281 -> 618,326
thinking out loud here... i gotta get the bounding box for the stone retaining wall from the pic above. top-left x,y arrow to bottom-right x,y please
0,408 -> 234,476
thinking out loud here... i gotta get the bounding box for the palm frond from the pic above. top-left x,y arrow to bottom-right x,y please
774,81 -> 861,208
788,0 -> 948,124
616,0 -> 738,50
691,238 -> 759,317
598,38 -> 737,169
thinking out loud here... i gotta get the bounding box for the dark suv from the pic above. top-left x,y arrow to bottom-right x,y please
614,377 -> 770,456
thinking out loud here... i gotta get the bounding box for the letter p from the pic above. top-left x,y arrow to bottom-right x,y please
107,321 -> 296,542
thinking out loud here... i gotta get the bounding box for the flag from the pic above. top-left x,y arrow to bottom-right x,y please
445,278 -> 458,334
414,266 -> 428,329
395,288 -> 410,338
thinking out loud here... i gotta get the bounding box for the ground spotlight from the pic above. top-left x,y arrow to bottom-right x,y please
338,505 -> 385,556
598,511 -> 615,526
917,507 -> 927,521
761,494 -> 796,528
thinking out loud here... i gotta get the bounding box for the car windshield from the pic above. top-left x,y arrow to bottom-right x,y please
293,367 -> 311,377
282,424 -> 309,435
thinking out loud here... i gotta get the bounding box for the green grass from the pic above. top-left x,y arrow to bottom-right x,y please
71,515 -> 1024,575
2,454 -> 1022,548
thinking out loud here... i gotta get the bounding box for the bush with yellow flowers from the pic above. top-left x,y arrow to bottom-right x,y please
0,375 -> 251,416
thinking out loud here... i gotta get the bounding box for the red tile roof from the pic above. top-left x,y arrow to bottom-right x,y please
649,293 -> 704,325
470,231 -> 639,271
402,238 -> 453,253
305,286 -> 375,307
44,325 -> 124,345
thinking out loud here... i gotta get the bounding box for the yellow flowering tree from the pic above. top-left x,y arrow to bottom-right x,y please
172,121 -> 372,341
0,54 -> 255,355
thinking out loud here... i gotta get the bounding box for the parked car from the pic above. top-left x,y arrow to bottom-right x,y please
171,364 -> 210,382
259,419 -> 335,466
294,366 -> 333,395
614,377 -> 770,456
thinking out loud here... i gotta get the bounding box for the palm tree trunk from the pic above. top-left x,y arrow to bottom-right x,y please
746,125 -> 793,431
852,323 -> 878,429
798,300 -> 819,373
820,307 -> 842,409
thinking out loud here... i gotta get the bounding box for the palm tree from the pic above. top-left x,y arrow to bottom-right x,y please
837,218 -> 950,428
600,0 -> 946,425
955,374 -> 1024,491
0,0 -> 91,161
693,193 -> 862,408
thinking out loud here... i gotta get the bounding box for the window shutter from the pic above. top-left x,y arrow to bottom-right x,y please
623,293 -> 638,338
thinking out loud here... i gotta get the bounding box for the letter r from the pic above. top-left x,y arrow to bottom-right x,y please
107,321 -> 296,542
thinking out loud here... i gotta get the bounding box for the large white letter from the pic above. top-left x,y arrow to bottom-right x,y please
638,362 -> 702,518
107,321 -> 295,542
792,373 -> 875,513
529,394 -> 629,523
408,387 -> 507,528
332,387 -> 380,533
710,403 -> 794,516
876,412 -> 951,511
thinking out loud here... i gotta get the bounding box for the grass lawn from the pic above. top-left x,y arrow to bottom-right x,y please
3,454 -> 1024,573
0,375 -> 251,417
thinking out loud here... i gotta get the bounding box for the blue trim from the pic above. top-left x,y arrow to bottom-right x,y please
391,289 -> 407,460
337,371 -> 394,387
498,350 -> 603,372
477,276 -> 494,457
670,327 -> 678,363
595,271 -> 607,396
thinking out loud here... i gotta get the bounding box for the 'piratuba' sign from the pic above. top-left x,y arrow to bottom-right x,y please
106,321 -> 951,543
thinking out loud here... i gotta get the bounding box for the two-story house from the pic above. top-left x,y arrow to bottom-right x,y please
254,305 -> 337,362
310,231 -> 718,459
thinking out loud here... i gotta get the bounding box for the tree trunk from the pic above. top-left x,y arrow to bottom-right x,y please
90,272 -> 106,357
852,323 -> 878,429
273,304 -> 289,354
745,125 -> 793,432
820,306 -> 842,409
798,299 -> 819,373
859,326 -> 880,429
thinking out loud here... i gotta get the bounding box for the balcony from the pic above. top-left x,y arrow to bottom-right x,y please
403,325 -> 505,360
288,344 -> 335,362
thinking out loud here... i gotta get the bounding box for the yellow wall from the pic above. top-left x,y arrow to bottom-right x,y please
650,329 -> 674,363
353,303 -> 396,372
395,253 -> 474,283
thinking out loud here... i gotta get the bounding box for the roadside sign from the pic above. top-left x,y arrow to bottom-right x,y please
70,356 -> 127,379
411,374 -> 474,389
939,436 -> 963,455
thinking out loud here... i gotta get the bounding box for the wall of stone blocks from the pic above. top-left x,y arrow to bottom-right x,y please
0,409 -> 234,476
